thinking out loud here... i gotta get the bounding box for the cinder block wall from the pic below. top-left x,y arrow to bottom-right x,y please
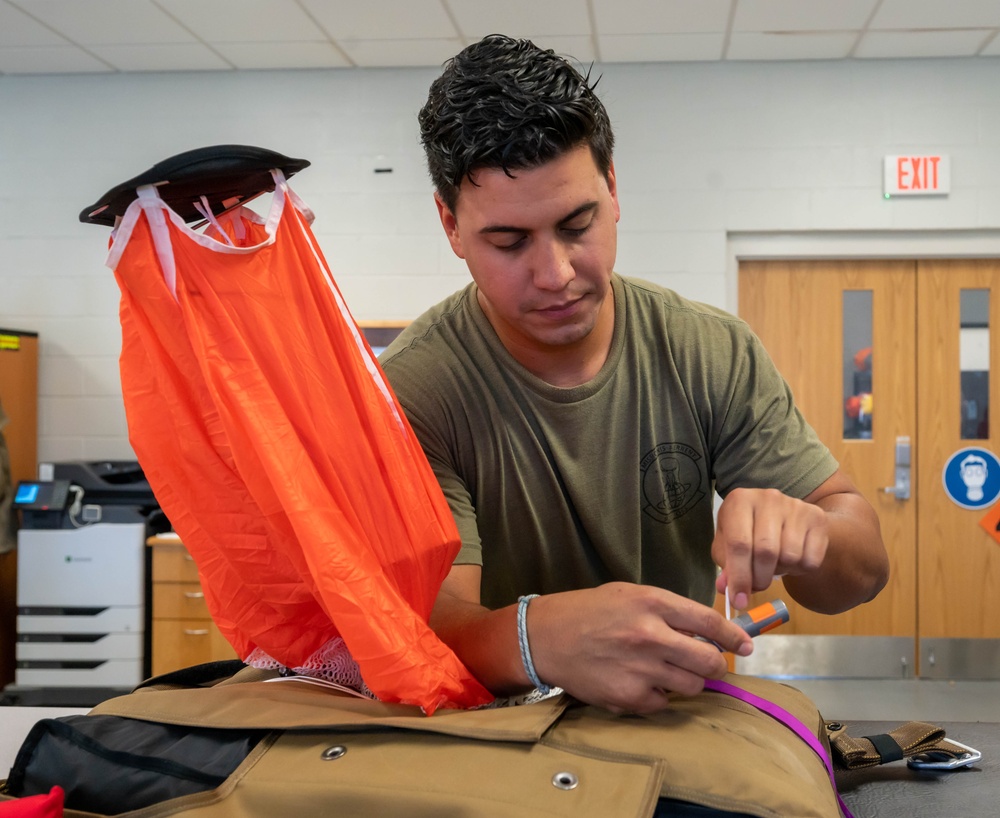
0,57 -> 998,462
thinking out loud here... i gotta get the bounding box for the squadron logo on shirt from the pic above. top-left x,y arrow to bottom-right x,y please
640,442 -> 706,524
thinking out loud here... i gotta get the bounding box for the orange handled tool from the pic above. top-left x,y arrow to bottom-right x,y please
731,599 -> 789,638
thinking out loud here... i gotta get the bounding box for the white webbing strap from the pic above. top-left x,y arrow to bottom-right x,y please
269,169 -> 407,436
136,185 -> 177,299
228,206 -> 247,241
193,196 -> 236,247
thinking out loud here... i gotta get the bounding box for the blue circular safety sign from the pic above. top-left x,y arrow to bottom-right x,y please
942,447 -> 1000,510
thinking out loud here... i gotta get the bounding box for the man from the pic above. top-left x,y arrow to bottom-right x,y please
380,34 -> 888,715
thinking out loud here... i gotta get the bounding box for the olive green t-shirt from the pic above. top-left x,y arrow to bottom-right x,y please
380,274 -> 837,610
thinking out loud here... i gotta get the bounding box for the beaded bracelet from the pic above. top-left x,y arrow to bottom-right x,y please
516,593 -> 551,695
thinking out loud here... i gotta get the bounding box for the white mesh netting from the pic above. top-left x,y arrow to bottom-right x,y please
245,637 -> 376,699
244,637 -> 563,708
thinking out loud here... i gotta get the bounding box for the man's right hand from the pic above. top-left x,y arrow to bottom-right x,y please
528,583 -> 753,714
429,567 -> 753,715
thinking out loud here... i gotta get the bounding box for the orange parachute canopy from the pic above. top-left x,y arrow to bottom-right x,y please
100,151 -> 491,713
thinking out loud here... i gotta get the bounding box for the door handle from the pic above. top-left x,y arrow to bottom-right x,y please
881,435 -> 911,501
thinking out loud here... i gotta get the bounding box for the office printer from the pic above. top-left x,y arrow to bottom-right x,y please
5,460 -> 163,706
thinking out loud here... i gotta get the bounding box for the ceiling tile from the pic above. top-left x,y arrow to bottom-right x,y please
0,2 -> 68,47
447,0 -> 589,38
855,29 -> 989,59
599,33 -> 724,63
88,42 -> 233,71
2,0 -> 997,74
336,37 -> 464,68
980,32 -> 1000,55
0,45 -> 112,74
871,0 -> 1000,30
300,0 -> 457,41
155,0 -> 327,43
728,31 -> 856,60
592,0 -> 730,36
733,0 -> 877,32
214,41 -> 351,69
10,0 -> 196,45
530,35 -> 596,64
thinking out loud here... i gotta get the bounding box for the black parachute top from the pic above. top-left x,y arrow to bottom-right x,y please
79,145 -> 310,226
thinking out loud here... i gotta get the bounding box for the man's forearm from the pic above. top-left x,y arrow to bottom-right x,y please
429,592 -> 533,696
783,491 -> 888,614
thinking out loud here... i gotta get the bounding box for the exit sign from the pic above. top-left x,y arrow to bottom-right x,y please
883,155 -> 950,197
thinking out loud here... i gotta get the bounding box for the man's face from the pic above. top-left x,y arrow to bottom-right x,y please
435,144 -> 620,360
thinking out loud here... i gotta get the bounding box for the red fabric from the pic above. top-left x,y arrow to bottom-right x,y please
0,787 -> 64,818
109,186 -> 491,713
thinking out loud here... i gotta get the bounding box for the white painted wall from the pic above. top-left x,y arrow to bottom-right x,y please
1,57 -> 998,464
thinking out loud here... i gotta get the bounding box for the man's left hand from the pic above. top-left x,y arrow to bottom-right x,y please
712,487 -> 829,610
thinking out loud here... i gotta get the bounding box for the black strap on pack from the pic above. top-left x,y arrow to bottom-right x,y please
866,733 -> 905,764
134,658 -> 249,691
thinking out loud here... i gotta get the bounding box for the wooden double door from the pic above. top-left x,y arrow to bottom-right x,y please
737,259 -> 1000,679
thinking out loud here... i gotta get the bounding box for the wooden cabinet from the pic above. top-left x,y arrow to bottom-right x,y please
147,536 -> 236,675
0,329 -> 38,491
0,328 -> 39,689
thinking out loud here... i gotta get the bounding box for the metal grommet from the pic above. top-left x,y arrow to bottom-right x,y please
826,722 -> 843,732
552,771 -> 579,791
321,745 -> 347,761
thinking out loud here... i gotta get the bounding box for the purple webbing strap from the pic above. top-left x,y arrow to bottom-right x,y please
703,679 -> 855,818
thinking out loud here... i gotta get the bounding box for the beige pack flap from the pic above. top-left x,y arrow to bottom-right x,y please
91,676 -> 568,743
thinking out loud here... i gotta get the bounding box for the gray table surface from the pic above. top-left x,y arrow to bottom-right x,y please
836,721 -> 996,817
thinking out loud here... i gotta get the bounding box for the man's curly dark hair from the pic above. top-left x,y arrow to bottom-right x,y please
419,34 -> 615,214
